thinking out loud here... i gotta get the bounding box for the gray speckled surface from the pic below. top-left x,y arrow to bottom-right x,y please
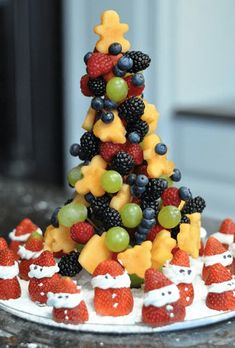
0,176 -> 233,348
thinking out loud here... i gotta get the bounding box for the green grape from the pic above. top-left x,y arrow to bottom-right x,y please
105,227 -> 130,252
120,203 -> 143,228
129,273 -> 144,288
101,170 -> 123,193
160,175 -> 173,188
67,164 -> 83,187
58,203 -> 87,227
158,205 -> 181,229
106,77 -> 128,102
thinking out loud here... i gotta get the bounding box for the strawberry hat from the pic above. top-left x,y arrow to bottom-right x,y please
24,233 -> 43,252
0,249 -> 16,266
205,263 -> 232,285
53,277 -> 80,294
33,251 -> 56,267
144,268 -> 172,292
219,218 -> 235,235
0,237 -> 8,251
204,236 -> 226,256
170,249 -> 190,267
93,260 -> 124,277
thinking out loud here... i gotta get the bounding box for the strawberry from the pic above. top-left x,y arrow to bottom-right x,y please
205,263 -> 232,285
219,218 -> 235,235
147,224 -> 164,242
100,141 -> 123,162
87,53 -> 113,78
15,218 -> 38,236
80,74 -> 93,96
144,268 -> 172,292
161,187 -> 181,207
70,222 -> 94,244
9,241 -> 21,259
103,70 -> 115,81
0,278 -> 21,300
170,249 -> 190,267
125,75 -> 145,97
0,248 -> 16,266
177,283 -> 194,307
125,142 -> 143,165
136,164 -> 149,177
29,274 -> 60,304
52,302 -> 89,324
0,237 -> 8,251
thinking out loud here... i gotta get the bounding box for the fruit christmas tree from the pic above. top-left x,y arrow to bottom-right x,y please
44,10 -> 206,282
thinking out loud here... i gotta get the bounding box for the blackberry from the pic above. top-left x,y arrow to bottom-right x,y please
144,178 -> 168,200
89,194 -> 111,219
111,151 -> 135,175
182,196 -> 206,214
126,119 -> 149,142
87,77 -> 106,96
102,207 -> 122,230
141,198 -> 159,215
117,97 -> 145,123
79,132 -> 100,161
124,51 -> 151,73
58,251 -> 82,277
181,215 -> 190,224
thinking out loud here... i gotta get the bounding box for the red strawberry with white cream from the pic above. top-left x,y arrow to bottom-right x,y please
205,263 -> 235,311
0,237 -> 8,251
47,276 -> 89,324
202,236 -> 233,281
211,218 -> 235,249
92,260 -> 133,316
163,249 -> 195,306
142,268 -> 186,326
0,248 -> 21,300
28,251 -> 60,305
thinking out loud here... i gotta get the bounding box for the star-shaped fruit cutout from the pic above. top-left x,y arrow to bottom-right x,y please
177,213 -> 201,258
151,230 -> 176,269
94,10 -> 131,53
141,100 -> 159,134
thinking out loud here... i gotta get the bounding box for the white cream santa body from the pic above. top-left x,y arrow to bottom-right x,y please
47,292 -> 83,308
211,232 -> 233,245
28,264 -> 59,279
0,262 -> 19,279
207,279 -> 235,293
91,271 -> 130,289
9,228 -> 42,242
203,250 -> 232,267
143,284 -> 180,308
17,245 -> 43,260
162,264 -> 196,285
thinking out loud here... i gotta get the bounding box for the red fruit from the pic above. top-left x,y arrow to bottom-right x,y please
204,236 -> 226,257
100,142 -> 123,162
0,237 -> 8,251
147,224 -> 164,242
29,274 -> 60,304
0,248 -> 16,266
110,53 -> 123,65
70,222 -> 94,244
93,260 -> 124,277
177,283 -> 194,307
87,53 -> 113,78
34,250 -> 56,267
161,187 -> 181,207
206,291 -> 235,311
80,74 -> 93,96
53,302 -> 89,324
19,259 -> 34,280
205,263 -> 232,285
103,71 -> 115,81
125,75 -> 145,97
0,278 -> 21,300
144,268 -> 172,293
9,240 -> 21,259
199,240 -> 204,256
136,164 -> 149,177
15,218 -> 38,236
170,249 -> 190,267
25,234 -> 44,252
219,218 -> 235,235
125,142 -> 143,165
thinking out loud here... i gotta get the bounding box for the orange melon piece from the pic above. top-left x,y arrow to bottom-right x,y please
44,225 -> 76,254
82,107 -> 96,131
151,230 -> 176,269
110,184 -> 131,211
177,213 -> 201,258
117,241 -> 152,278
141,100 -> 159,134
79,233 -> 112,274
73,194 -> 90,207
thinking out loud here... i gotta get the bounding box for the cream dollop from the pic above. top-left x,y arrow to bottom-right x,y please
207,279 -> 235,294
0,261 -> 19,279
211,232 -> 233,245
143,284 -> 180,308
28,264 -> 59,279
9,228 -> 42,242
17,245 -> 43,260
162,263 -> 196,285
203,250 -> 232,267
47,291 -> 83,308
230,243 -> 235,258
91,271 -> 131,289
200,227 -> 207,242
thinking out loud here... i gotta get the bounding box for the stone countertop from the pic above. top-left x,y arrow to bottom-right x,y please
0,177 -> 234,348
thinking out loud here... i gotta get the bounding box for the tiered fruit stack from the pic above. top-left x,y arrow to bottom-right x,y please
44,10 -> 206,284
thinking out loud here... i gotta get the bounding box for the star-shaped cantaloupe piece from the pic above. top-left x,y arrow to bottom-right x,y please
75,155 -> 107,197
110,184 -> 131,211
117,241 -> 152,278
44,225 -> 76,253
94,10 -> 131,53
142,134 -> 175,178
93,110 -> 126,144
177,213 -> 201,259
82,107 -> 96,131
151,230 -> 176,269
141,100 -> 159,134
73,193 -> 90,207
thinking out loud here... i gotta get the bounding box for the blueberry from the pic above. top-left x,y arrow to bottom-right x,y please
50,207 -> 61,227
132,73 -> 145,86
91,97 -> 104,111
69,143 -> 80,157
155,143 -> 167,155
128,132 -> 141,144
113,65 -> 126,77
134,185 -> 146,194
137,226 -> 149,235
127,173 -> 137,185
143,208 -> 155,219
84,192 -> 95,203
130,185 -> 142,198
108,42 -> 122,55
117,56 -> 133,71
136,175 -> 149,187
170,168 -> 182,182
179,186 -> 192,201
104,98 -> 117,110
84,52 -> 92,64
101,111 -> 114,124
141,218 -> 156,229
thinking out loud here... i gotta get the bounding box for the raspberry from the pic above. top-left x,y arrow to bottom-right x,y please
99,142 -> 123,162
136,164 -> 149,177
125,143 -> 143,165
161,187 -> 181,207
87,53 -> 113,78
124,75 -> 145,97
147,224 -> 164,241
80,74 -> 93,96
70,222 -> 94,244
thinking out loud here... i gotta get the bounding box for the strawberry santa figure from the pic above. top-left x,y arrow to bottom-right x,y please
47,277 -> 89,324
142,268 -> 186,327
91,260 -> 134,316
0,237 -> 8,251
205,263 -> 235,311
0,248 -> 21,300
211,218 -> 235,250
162,249 -> 195,306
28,251 -> 60,305
202,236 -> 233,281
18,231 -> 44,280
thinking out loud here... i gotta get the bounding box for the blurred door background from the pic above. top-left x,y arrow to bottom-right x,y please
0,0 -> 235,219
